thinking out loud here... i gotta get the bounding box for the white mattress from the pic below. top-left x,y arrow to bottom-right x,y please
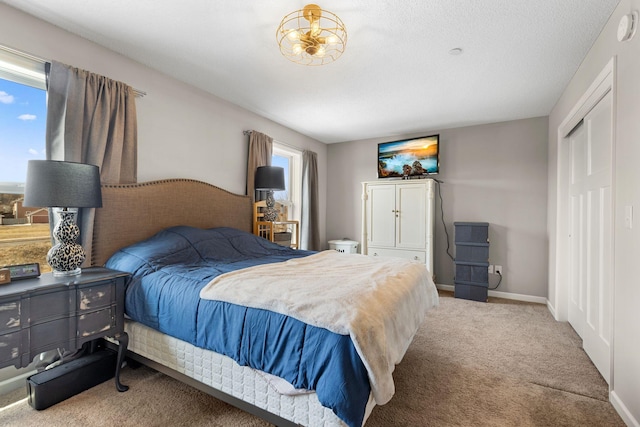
125,320 -> 376,426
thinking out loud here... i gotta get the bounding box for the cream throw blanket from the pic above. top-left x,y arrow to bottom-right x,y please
199,250 -> 439,405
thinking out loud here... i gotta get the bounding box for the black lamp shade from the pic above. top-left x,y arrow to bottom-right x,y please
23,160 -> 103,208
255,166 -> 285,191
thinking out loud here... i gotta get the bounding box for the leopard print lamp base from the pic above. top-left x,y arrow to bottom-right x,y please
47,210 -> 85,276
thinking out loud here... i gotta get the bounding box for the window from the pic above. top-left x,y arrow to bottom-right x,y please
0,47 -> 48,272
272,142 -> 302,222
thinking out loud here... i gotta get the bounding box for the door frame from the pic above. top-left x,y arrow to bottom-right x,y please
553,57 -> 615,384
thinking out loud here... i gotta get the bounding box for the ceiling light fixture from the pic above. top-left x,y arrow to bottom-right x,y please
276,4 -> 347,66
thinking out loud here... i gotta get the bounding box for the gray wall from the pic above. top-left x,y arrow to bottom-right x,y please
0,3 -> 329,386
0,4 -> 328,244
327,117 -> 549,297
548,0 -> 640,423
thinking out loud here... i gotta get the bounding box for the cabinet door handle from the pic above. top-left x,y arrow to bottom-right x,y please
373,253 -> 378,256
414,256 -> 419,260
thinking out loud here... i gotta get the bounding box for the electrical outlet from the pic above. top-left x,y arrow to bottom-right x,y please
487,265 -> 494,274
494,265 -> 503,275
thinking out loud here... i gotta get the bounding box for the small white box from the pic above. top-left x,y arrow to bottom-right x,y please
328,239 -> 359,254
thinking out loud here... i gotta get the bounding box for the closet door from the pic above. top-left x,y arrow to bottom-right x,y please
568,90 -> 613,383
367,184 -> 396,247
568,121 -> 587,339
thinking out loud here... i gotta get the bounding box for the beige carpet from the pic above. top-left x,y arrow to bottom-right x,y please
0,291 -> 624,426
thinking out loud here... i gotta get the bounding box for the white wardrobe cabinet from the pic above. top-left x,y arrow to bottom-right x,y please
361,180 -> 435,276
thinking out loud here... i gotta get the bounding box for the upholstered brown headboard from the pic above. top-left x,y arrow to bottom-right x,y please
91,179 -> 252,267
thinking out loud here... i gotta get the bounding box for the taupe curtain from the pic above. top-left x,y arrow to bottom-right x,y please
246,131 -> 273,203
45,60 -> 138,266
301,150 -> 320,251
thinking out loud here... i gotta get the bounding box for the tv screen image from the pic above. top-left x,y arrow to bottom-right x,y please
378,134 -> 439,178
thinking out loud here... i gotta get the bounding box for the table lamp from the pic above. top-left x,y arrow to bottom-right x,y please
255,166 -> 285,222
23,160 -> 102,276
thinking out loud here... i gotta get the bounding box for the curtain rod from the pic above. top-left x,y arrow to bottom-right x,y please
0,44 -> 146,98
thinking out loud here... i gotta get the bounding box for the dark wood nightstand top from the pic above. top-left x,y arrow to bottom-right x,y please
0,267 -> 129,297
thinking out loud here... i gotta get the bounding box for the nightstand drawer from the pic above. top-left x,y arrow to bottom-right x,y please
0,301 -> 21,330
0,331 -> 20,365
78,307 -> 114,338
30,290 -> 72,324
30,317 -> 73,354
78,282 -> 114,312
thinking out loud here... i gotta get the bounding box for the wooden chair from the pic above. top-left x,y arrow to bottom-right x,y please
253,200 -> 299,249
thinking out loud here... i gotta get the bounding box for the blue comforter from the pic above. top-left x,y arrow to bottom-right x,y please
105,226 -> 370,427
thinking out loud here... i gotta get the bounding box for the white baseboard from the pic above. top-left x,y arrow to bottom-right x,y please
546,301 -> 557,319
610,390 -> 640,427
0,369 -> 35,396
436,284 -> 547,305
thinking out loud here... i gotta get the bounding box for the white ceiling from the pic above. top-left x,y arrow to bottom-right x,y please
2,0 -> 619,143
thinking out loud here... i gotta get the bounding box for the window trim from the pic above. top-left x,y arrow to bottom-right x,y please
273,142 -> 302,222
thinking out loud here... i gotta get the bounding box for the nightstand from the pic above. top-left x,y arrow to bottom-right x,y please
0,267 -> 130,392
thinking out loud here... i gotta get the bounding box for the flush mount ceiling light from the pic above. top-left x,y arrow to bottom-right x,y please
276,4 -> 347,66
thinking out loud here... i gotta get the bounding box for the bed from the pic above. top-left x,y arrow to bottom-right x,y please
90,179 -> 439,427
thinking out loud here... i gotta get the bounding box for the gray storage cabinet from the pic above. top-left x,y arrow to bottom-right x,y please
454,222 -> 489,302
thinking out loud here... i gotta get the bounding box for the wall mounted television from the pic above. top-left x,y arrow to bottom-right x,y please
377,134 -> 439,179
